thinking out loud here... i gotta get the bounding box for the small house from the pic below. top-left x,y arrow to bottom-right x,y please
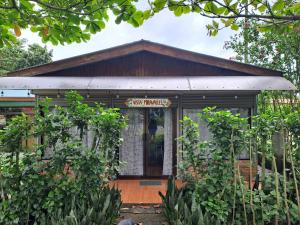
0,40 -> 295,203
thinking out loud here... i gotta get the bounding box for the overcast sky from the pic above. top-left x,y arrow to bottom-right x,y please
5,9 -> 237,97
23,9 -> 235,61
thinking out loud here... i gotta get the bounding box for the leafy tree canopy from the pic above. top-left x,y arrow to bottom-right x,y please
225,19 -> 300,115
0,0 -> 299,46
225,20 -> 300,89
0,39 -> 53,75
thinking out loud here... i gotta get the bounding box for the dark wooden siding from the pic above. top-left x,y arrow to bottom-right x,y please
38,52 -> 256,77
181,94 -> 256,108
37,93 -> 256,109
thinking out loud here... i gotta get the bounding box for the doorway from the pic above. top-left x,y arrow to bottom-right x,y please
145,108 -> 165,176
119,108 -> 174,177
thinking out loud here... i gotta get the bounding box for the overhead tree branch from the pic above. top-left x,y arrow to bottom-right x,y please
0,0 -> 299,46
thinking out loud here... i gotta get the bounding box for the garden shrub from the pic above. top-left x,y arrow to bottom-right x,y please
160,177 -> 221,225
162,107 -> 300,225
0,91 -> 126,225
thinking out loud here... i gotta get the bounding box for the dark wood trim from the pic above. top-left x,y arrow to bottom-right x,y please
117,175 -> 171,180
143,108 -> 147,176
172,107 -> 177,176
8,40 -> 282,77
178,96 -> 184,166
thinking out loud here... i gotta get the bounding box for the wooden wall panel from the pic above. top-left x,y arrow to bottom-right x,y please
39,52 -> 254,77
37,93 -> 256,109
181,94 -> 256,108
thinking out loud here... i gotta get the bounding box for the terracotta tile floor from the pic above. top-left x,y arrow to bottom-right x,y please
109,179 -> 183,204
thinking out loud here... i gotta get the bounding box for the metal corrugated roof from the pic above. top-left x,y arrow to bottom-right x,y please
0,76 -> 296,91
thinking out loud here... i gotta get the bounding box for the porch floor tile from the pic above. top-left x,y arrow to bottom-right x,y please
109,179 -> 183,204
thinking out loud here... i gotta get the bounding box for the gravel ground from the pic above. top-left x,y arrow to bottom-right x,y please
116,205 -> 169,225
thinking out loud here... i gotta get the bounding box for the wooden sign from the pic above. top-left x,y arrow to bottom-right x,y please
126,98 -> 171,108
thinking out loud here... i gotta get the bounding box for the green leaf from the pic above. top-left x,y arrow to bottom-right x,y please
112,8 -> 121,15
174,6 -> 183,16
224,0 -> 232,6
212,20 -> 219,29
69,15 -> 80,25
96,20 -> 105,29
216,7 -> 226,14
204,2 -> 218,13
131,11 -> 144,26
20,0 -> 33,10
222,18 -> 234,27
90,22 -> 100,34
258,4 -> 267,12
231,23 -> 239,31
153,0 -> 167,12
30,26 -> 39,32
143,10 -> 151,20
211,29 -> 218,36
182,6 -> 191,14
291,2 -> 300,12
231,3 -> 239,13
115,16 -> 122,24
257,26 -> 271,32
272,0 -> 285,11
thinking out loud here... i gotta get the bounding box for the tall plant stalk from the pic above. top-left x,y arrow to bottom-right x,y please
249,138 -> 256,225
231,131 -> 237,225
282,129 -> 291,225
237,164 -> 248,225
261,138 -> 267,189
272,155 -> 280,225
288,134 -> 300,217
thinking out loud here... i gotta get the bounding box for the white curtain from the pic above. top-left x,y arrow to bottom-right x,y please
163,109 -> 173,175
119,109 -> 144,175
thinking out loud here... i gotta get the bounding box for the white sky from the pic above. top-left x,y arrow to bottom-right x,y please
23,9 -> 235,61
4,9 -> 237,97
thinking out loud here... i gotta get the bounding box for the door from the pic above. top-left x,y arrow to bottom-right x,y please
119,108 -> 174,177
145,108 -> 173,177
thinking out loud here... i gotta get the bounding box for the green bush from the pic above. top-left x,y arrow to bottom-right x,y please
0,91 -> 125,225
41,187 -> 121,225
162,107 -> 300,225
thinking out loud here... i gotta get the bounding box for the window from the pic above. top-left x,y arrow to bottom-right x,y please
183,108 -> 250,159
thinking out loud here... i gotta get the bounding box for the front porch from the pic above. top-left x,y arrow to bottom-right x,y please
110,179 -> 183,204
110,160 -> 255,204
